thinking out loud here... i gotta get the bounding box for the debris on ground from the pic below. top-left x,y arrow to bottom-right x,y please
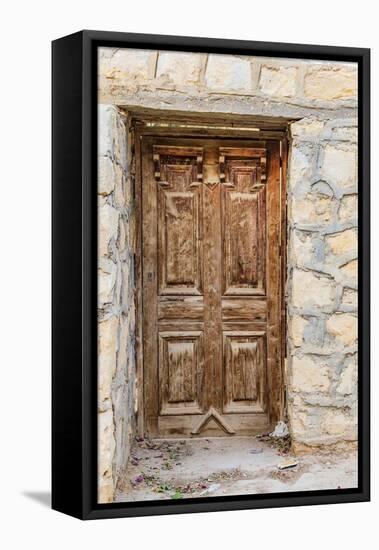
133,474 -> 144,485
277,458 -> 299,470
249,447 -> 263,454
270,421 -> 290,438
123,438 -> 201,498
116,437 -> 357,502
270,460 -> 303,482
125,443 -> 250,499
253,422 -> 292,456
256,428 -> 292,456
199,483 -> 221,496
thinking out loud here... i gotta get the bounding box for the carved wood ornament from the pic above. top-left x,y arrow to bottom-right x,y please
153,145 -> 203,187
219,147 -> 267,190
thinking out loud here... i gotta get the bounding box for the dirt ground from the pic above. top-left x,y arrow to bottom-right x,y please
115,435 -> 358,502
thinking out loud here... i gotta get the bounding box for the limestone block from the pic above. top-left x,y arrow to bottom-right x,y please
304,65 -> 358,100
290,196 -> 336,225
288,396 -> 318,439
106,49 -> 154,81
114,115 -> 127,169
123,174 -> 133,207
326,313 -> 357,346
98,316 -> 119,403
320,145 -> 357,192
288,145 -> 315,192
113,400 -> 128,474
99,47 -> 114,62
98,258 -> 117,306
113,262 -> 123,310
291,356 -> 330,393
292,269 -> 335,310
205,55 -> 252,93
156,52 -> 203,86
341,287 -> 358,308
114,173 -> 126,210
337,356 -> 357,396
321,409 -> 354,437
98,408 -> 116,503
314,197 -> 337,222
313,195 -> 337,223
98,409 -> 115,467
98,156 -> 116,196
98,104 -> 127,172
98,104 -> 126,168
290,118 -> 325,138
259,65 -> 297,97
117,313 -> 131,382
98,478 -> 115,504
325,228 -> 357,258
339,259 -> 358,287
302,316 -> 325,347
338,194 -> 358,223
98,105 -> 117,158
118,217 -> 127,252
311,180 -> 334,197
331,126 -> 358,142
99,203 -> 119,257
121,259 -> 132,308
290,409 -> 310,439
127,301 -> 136,337
289,315 -> 307,347
289,230 -> 316,267
289,198 -> 314,224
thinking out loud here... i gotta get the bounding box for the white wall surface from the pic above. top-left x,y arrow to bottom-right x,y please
0,0 -> 376,548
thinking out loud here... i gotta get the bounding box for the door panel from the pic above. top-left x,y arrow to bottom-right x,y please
223,331 -> 266,414
223,188 -> 266,295
158,190 -> 202,294
158,296 -> 204,321
221,149 -> 266,296
221,297 -> 266,322
159,331 -> 204,416
156,145 -> 203,296
142,137 -> 283,437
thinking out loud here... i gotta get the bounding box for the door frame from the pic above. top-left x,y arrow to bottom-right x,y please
131,112 -> 288,437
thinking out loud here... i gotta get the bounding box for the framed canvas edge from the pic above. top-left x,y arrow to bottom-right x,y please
52,30 -> 370,520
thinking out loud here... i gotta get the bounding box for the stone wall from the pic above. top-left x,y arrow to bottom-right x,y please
98,49 -> 357,119
98,105 -> 136,503
287,117 -> 358,452
97,48 -> 358,499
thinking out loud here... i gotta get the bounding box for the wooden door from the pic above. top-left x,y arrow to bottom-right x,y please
141,137 -> 283,437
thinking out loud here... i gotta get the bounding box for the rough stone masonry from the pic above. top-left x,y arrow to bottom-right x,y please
98,105 -> 136,502
97,48 -> 358,502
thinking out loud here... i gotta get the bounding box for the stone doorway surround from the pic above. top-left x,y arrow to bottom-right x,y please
97,47 -> 358,503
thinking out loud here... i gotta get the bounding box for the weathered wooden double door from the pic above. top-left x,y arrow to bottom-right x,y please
141,136 -> 283,437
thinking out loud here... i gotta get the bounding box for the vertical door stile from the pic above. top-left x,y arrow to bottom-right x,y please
266,141 -> 282,423
142,137 -> 159,435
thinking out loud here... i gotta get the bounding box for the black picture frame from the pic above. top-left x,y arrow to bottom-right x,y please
52,30 -> 370,520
